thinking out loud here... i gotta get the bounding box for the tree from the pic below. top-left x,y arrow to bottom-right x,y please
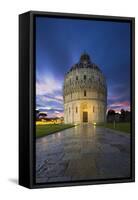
125,110 -> 130,122
107,109 -> 115,122
38,112 -> 47,120
36,109 -> 40,120
120,109 -> 126,122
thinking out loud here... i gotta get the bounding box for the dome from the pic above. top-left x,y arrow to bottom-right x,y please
68,53 -> 101,73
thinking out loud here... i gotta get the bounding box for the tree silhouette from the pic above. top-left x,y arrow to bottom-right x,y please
107,109 -> 115,122
106,109 -> 131,122
39,113 -> 47,119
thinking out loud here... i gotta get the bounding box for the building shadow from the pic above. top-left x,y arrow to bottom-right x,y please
8,178 -> 18,185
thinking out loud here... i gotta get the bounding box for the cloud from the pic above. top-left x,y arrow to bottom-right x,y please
109,101 -> 130,107
36,94 -> 63,108
107,100 -> 130,112
107,82 -> 130,111
36,88 -> 64,118
54,95 -> 63,101
36,74 -> 63,96
37,106 -> 64,118
36,74 -> 64,118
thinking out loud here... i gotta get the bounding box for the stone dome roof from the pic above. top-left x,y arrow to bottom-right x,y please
63,52 -> 107,97
67,53 -> 102,73
80,53 -> 91,64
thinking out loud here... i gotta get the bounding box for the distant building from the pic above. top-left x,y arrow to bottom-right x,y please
36,117 -> 64,125
63,53 -> 107,124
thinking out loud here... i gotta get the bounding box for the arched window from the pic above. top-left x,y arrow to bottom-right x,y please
76,107 -> 78,113
84,90 -> 86,96
93,106 -> 95,113
84,75 -> 86,80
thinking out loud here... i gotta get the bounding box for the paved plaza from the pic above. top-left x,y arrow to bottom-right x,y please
36,124 -> 130,183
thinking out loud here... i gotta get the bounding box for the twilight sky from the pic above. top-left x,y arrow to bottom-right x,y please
36,16 -> 131,118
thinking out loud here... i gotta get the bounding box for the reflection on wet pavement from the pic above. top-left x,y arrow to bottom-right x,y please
36,124 -> 130,183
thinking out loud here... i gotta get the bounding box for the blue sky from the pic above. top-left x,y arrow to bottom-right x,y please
36,16 -> 131,118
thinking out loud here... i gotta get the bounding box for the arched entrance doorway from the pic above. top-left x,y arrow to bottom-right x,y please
81,103 -> 88,123
83,111 -> 88,122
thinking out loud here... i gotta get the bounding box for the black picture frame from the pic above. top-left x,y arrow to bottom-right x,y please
19,11 -> 135,189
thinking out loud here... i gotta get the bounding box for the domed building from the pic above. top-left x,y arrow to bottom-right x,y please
63,53 -> 107,124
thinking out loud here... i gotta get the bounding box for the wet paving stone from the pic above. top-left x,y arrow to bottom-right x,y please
36,124 -> 130,183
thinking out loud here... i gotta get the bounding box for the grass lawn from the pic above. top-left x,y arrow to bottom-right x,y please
97,122 -> 130,133
36,124 -> 75,138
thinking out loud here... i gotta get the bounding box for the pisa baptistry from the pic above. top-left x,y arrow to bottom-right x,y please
63,53 -> 107,124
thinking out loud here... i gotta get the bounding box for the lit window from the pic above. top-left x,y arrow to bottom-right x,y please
84,90 -> 86,96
